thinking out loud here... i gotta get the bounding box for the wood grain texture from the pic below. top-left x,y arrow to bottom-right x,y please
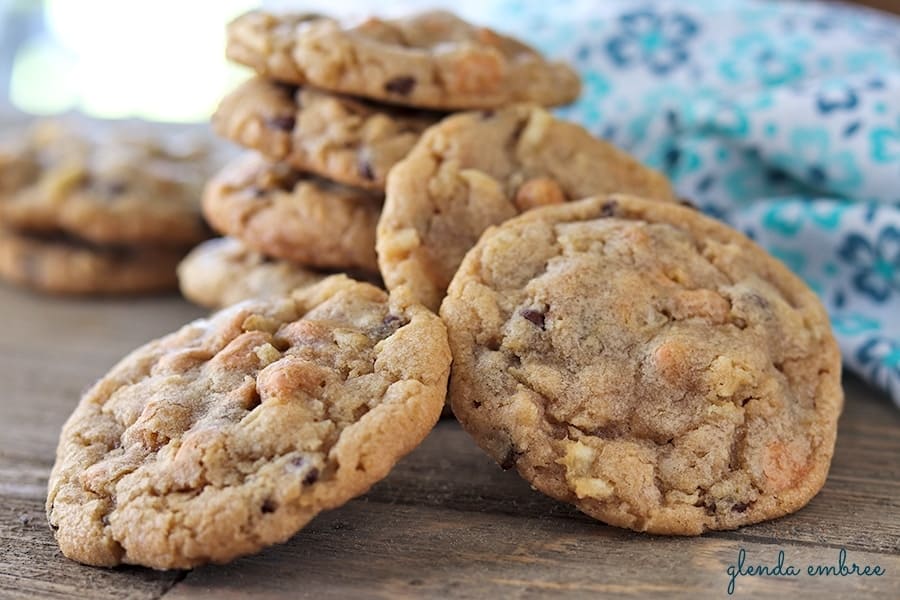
0,284 -> 898,599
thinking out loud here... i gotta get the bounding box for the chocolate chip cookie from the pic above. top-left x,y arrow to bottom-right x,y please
213,77 -> 441,190
203,153 -> 381,272
226,10 -> 580,109
47,275 -> 451,568
441,195 -> 842,535
178,237 -> 326,309
0,119 -> 219,247
378,105 -> 676,310
0,228 -> 184,295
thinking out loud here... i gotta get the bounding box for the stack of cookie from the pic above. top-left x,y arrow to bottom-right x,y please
45,9 -> 845,570
181,9 -> 581,309
0,119 -> 218,295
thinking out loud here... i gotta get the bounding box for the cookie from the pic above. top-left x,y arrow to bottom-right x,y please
441,195 -> 842,535
178,237 -> 326,309
213,77 -> 442,190
47,275 -> 451,568
378,105 -> 676,310
226,10 -> 580,109
0,228 -> 183,295
0,119 -> 218,246
203,153 -> 381,273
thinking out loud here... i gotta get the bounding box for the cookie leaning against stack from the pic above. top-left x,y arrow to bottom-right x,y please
441,196 -> 843,534
184,9 -> 582,309
377,104 -> 677,310
0,119 -> 219,295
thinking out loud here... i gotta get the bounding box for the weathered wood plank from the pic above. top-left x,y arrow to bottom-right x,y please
0,495 -> 181,600
166,501 -> 900,600
0,285 -> 205,463
0,285 -> 204,360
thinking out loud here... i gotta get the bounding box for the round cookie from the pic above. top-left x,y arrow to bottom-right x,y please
226,10 -> 580,109
178,237 -> 326,309
213,77 -> 442,190
47,275 -> 451,568
378,105 -> 677,310
203,153 -> 381,272
441,195 -> 842,535
0,119 -> 219,247
0,228 -> 184,295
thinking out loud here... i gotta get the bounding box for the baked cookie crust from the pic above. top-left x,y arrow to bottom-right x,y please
0,228 -> 184,295
226,10 -> 580,109
213,77 -> 441,190
203,154 -> 381,272
0,119 -> 218,247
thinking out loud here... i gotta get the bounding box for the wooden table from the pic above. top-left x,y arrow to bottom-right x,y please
1,284 -> 898,599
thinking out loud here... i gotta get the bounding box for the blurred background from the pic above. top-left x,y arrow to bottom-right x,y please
0,0 -> 895,122
0,0 -> 499,123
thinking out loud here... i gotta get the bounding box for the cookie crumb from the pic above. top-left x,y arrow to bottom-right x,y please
384,76 -> 416,96
254,342 -> 282,367
265,115 -> 296,131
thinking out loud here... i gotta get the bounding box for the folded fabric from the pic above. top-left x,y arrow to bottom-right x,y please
485,0 -> 900,406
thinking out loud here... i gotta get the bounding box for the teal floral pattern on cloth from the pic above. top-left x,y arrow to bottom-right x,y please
487,0 -> 900,405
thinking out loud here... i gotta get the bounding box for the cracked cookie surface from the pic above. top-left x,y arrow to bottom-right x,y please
177,237 -> 327,309
213,77 -> 442,190
378,105 -> 676,310
226,10 -> 580,109
0,228 -> 184,295
0,119 -> 219,246
47,275 -> 451,568
441,195 -> 842,535
203,153 -> 381,272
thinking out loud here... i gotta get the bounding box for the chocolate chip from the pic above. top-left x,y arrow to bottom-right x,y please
520,308 -> 545,329
732,502 -> 750,513
384,76 -> 416,96
266,115 -> 296,131
592,425 -> 621,439
104,181 -> 128,196
49,522 -> 59,531
748,293 -> 770,310
303,467 -> 319,485
359,159 -> 375,181
372,313 -> 406,340
273,81 -> 298,98
600,200 -> 618,217
499,446 -> 518,470
261,499 -> 278,513
705,501 -> 718,516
